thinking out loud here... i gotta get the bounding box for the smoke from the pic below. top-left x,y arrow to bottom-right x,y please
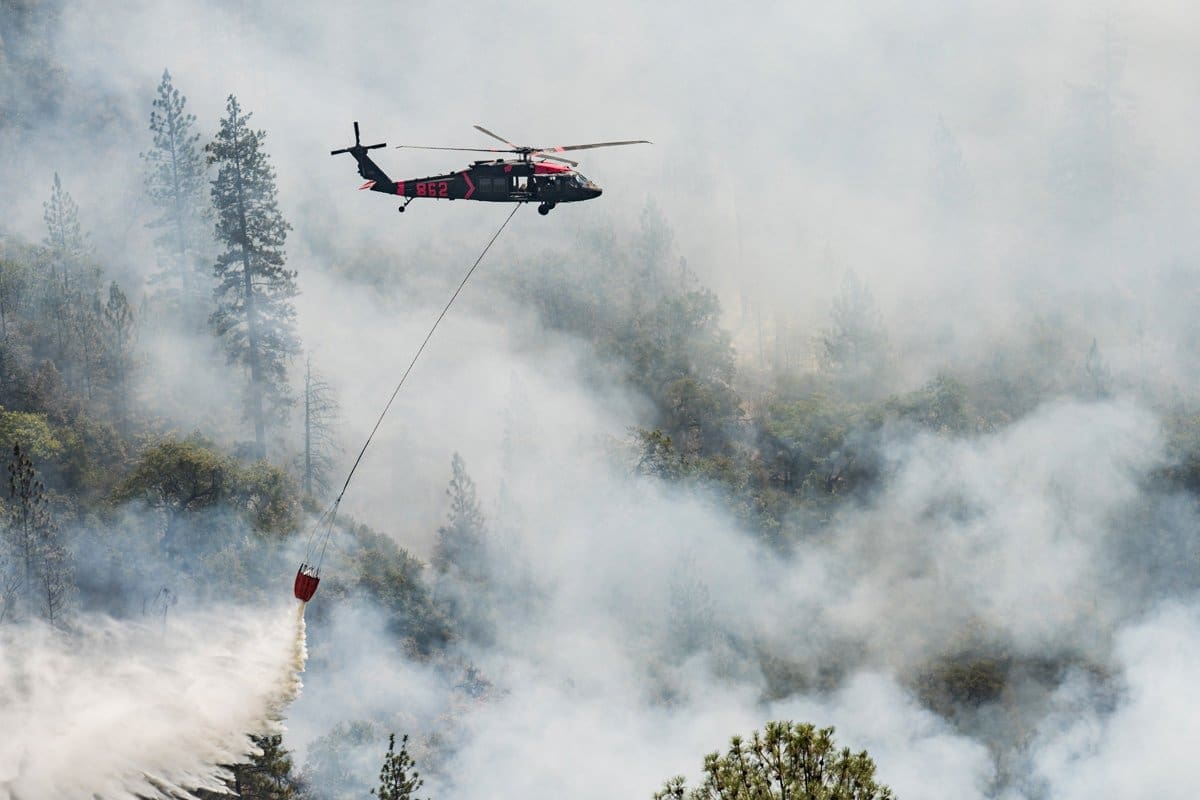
4,1 -> 1200,798
290,301 -> 1197,799
1025,599 -> 1200,800
0,602 -> 307,799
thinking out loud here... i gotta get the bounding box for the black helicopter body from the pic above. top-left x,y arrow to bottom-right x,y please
332,122 -> 647,215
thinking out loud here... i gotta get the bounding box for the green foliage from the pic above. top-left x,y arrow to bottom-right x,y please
612,289 -> 742,455
884,375 -> 971,435
111,434 -> 298,535
208,94 -> 298,459
112,434 -> 235,512
0,407 -> 61,461
635,428 -> 688,480
371,733 -> 424,800
763,394 -> 873,498
51,412 -> 127,500
655,720 -> 893,800
349,522 -> 449,653
236,459 -> 300,535
917,661 -> 1005,721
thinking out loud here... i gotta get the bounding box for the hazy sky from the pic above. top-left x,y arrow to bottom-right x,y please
13,0 -> 1200,305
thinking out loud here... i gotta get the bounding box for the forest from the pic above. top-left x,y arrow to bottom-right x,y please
4,2 -> 1200,799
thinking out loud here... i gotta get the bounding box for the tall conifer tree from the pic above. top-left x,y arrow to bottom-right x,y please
371,734 -> 424,800
40,173 -> 99,391
143,69 -> 211,325
103,282 -> 137,434
207,95 -> 298,459
42,172 -> 83,279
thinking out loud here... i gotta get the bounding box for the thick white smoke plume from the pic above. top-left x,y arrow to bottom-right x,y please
0,603 -> 307,800
1028,601 -> 1200,800
290,284 -> 1193,799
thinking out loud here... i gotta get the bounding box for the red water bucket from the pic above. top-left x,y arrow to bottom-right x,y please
294,564 -> 320,602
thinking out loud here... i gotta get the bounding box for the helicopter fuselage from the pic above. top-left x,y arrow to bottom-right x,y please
368,160 -> 602,207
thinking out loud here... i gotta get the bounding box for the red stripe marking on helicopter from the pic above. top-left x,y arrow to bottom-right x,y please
462,171 -> 475,200
396,181 -> 405,196
359,180 -> 376,190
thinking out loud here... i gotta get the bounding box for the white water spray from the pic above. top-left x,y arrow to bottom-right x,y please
0,602 -> 308,799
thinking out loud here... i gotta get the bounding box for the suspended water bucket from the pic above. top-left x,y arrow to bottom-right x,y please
294,563 -> 320,602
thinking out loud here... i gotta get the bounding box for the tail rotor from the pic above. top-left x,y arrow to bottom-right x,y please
330,121 -> 387,156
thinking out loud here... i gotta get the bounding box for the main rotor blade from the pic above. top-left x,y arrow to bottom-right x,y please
533,152 -> 579,167
542,139 -> 652,153
473,124 -> 523,149
395,145 -> 514,153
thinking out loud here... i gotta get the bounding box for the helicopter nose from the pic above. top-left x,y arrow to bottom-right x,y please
591,186 -> 603,198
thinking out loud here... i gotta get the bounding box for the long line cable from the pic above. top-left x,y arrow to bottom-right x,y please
304,203 -> 524,568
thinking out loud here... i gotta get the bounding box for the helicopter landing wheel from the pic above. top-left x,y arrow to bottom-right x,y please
537,203 -> 555,216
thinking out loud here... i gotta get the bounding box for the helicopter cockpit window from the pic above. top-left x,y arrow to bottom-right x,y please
573,173 -> 591,187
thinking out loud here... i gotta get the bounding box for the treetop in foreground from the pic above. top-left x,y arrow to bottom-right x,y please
654,720 -> 894,800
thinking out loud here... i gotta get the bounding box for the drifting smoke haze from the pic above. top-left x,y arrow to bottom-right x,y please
3,1 -> 1200,798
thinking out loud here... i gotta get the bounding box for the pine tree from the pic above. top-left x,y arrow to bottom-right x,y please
432,453 -> 486,580
103,282 -> 136,434
371,734 -> 424,800
40,173 -> 85,375
3,443 -> 71,625
38,173 -> 106,402
231,734 -> 303,800
207,95 -> 298,460
300,355 -> 339,497
0,256 -> 28,343
431,453 -> 493,643
42,173 -> 83,283
71,290 -> 104,401
655,721 -> 893,800
198,734 -> 306,800
819,270 -> 890,397
0,256 -> 30,401
143,68 -> 211,326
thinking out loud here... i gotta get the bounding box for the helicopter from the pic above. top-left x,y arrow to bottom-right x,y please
331,122 -> 650,215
